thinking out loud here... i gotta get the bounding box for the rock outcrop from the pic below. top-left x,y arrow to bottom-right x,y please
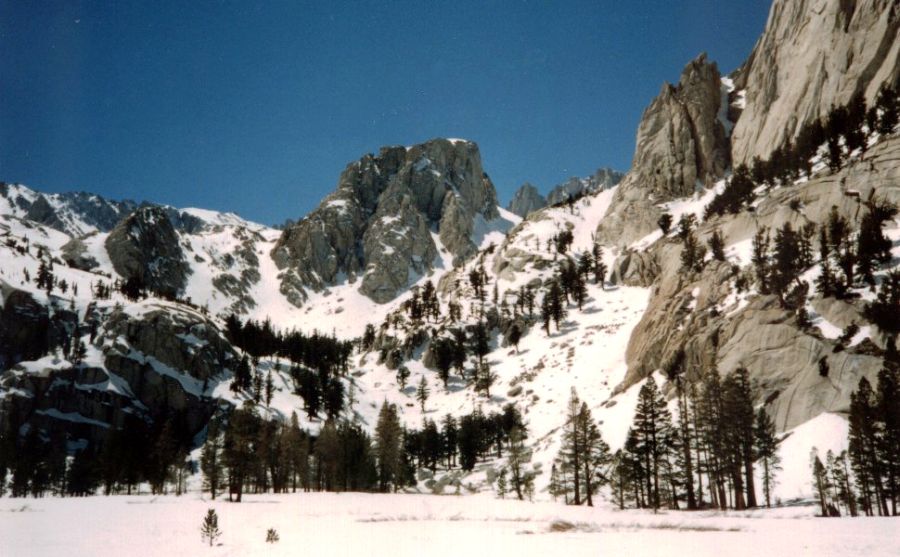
631,53 -> 730,200
0,282 -> 78,371
105,206 -> 190,297
618,135 -> 900,431
272,138 -> 503,304
506,183 -> 546,217
0,300 -> 233,447
596,54 -> 730,248
545,167 -> 624,206
731,0 -> 900,165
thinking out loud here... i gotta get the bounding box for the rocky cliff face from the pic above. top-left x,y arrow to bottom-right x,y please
616,135 -> 900,431
731,0 -> 900,165
632,53 -> 730,200
597,54 -> 731,247
0,298 -> 231,447
105,206 -> 190,298
272,138 -> 502,304
506,183 -> 546,218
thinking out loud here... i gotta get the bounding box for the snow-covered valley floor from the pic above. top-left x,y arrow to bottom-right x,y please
2,493 -> 896,557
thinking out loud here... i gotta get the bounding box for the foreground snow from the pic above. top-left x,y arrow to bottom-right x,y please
2,493 -> 896,557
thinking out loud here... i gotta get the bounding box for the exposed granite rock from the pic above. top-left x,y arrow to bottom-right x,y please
104,206 -> 190,297
597,54 -> 730,248
545,167 -> 624,206
272,138 -> 503,305
731,0 -> 900,165
632,53 -> 729,200
617,136 -> 900,432
506,183 -> 546,218
60,235 -> 100,271
609,248 -> 661,287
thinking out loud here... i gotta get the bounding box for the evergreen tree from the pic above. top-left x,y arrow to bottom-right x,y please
848,377 -> 888,515
396,365 -> 411,391
432,338 -> 454,388
374,402 -> 403,492
657,213 -> 673,235
223,403 -> 260,502
708,229 -> 726,262
580,404 -> 612,507
875,84 -> 898,136
201,422 -> 224,500
559,389 -> 584,504
857,199 -> 898,286
754,408 -> 781,508
506,427 -> 532,501
416,376 -> 430,413
631,377 -> 675,511
441,414 -> 458,468
201,508 -> 221,546
496,467 -> 507,499
863,271 -> 900,350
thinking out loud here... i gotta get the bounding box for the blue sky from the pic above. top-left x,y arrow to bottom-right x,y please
0,1 -> 771,225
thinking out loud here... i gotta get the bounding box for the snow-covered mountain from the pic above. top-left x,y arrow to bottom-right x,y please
1,0 -> 898,503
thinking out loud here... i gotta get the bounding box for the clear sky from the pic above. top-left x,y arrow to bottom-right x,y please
0,1 -> 771,225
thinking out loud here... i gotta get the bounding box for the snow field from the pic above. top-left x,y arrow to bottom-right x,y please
1,492 -> 896,557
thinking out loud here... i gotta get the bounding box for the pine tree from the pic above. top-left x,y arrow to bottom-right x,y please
441,414 -> 458,468
432,338 -> 454,388
876,365 -> 900,516
848,377 -> 889,515
506,427 -> 531,501
708,229 -> 726,262
374,402 -> 403,492
811,449 -> 834,516
752,228 -> 771,294
201,422 -> 224,500
222,403 -> 260,502
856,198 -> 897,286
754,408 -> 781,508
580,404 -> 612,507
631,377 -> 675,511
200,508 -> 221,546
416,376 -> 430,413
875,84 -> 898,135
264,371 -> 275,408
863,271 -> 900,350
560,389 -> 584,504
396,365 -> 410,391
828,450 -> 858,517
495,467 -> 507,499
508,323 -> 522,352
658,213 -> 673,235
723,368 -> 757,508
771,223 -> 804,305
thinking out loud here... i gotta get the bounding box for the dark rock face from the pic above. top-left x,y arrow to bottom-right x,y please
0,283 -> 77,371
0,301 -> 234,449
105,206 -> 190,297
272,138 -> 502,304
506,183 -> 546,217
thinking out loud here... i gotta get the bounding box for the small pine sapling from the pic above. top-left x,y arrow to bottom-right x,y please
201,508 -> 221,547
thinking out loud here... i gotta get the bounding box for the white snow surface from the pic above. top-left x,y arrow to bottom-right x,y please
1,492 -> 896,557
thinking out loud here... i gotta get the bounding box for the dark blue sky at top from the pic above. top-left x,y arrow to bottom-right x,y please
0,1 -> 771,225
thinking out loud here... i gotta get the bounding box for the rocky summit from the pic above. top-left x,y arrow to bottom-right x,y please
272,138 -> 506,304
